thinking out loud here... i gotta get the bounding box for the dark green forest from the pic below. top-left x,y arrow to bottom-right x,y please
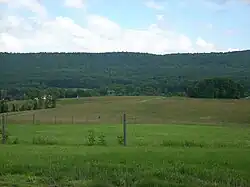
1,50 -> 250,99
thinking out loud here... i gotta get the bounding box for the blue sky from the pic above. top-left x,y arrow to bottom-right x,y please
0,0 -> 249,53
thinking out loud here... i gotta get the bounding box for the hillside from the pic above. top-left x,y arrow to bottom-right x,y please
1,50 -> 250,90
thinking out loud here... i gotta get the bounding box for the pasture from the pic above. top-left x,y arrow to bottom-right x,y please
1,96 -> 250,186
4,96 -> 250,125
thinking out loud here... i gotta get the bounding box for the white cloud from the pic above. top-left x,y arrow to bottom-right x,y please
0,1 -> 226,54
227,48 -> 240,52
145,0 -> 164,10
196,37 -> 216,52
64,0 -> 85,8
2,0 -> 47,17
0,14 -> 203,54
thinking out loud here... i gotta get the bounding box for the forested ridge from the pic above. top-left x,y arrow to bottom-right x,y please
1,50 -> 250,97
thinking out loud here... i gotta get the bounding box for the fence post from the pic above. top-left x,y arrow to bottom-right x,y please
54,116 -> 57,124
33,113 -> 35,124
123,113 -> 127,146
5,113 -> 8,124
72,116 -> 74,124
2,115 -> 6,144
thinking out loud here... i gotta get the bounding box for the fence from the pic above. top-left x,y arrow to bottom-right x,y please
0,112 -> 139,125
1,112 -> 129,146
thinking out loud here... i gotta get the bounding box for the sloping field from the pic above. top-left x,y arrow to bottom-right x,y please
3,96 -> 250,125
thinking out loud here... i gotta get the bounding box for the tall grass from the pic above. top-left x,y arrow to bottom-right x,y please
0,123 -> 250,186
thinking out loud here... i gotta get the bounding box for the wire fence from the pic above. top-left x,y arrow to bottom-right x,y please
0,112 -> 139,125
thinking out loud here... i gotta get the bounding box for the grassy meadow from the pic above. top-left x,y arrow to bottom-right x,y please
3,96 -> 250,125
1,96 -> 250,186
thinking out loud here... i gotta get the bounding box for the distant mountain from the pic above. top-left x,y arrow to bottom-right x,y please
1,50 -> 250,90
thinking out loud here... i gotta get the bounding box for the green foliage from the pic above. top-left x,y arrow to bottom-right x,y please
12,137 -> 19,144
86,130 -> 96,146
11,103 -> 17,112
117,135 -> 124,145
86,131 -> 107,146
32,136 -> 58,145
0,97 -> 57,114
0,128 -> 10,142
7,137 -> 19,144
51,98 -> 56,108
0,100 -> 8,113
187,77 -> 245,99
1,51 -> 250,98
33,99 -> 38,110
161,140 -> 205,148
97,133 -> 107,146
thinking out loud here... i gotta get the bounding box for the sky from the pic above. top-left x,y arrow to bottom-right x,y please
0,0 -> 250,54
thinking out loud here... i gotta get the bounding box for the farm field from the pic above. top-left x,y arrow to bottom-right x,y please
3,96 -> 250,125
1,124 -> 250,186
1,96 -> 250,186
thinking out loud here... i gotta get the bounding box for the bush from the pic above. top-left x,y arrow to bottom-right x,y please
117,135 -> 124,145
161,140 -> 176,147
97,133 -> 107,146
32,136 -> 58,145
161,139 -> 205,148
86,130 -> 96,146
12,137 -> 19,144
7,137 -> 19,144
0,128 -> 10,142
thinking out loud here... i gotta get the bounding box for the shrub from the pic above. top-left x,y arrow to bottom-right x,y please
86,130 -> 96,146
117,135 -> 124,145
12,137 -> 19,144
97,133 -> 107,146
161,140 -> 176,147
0,128 -> 10,142
161,139 -> 205,148
6,137 -> 19,144
32,136 -> 58,145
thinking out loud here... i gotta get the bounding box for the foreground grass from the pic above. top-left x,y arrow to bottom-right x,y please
0,124 -> 250,186
1,145 -> 250,187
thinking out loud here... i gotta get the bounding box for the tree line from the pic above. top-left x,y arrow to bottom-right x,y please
0,96 -> 56,114
186,78 -> 245,99
0,77 -> 246,100
0,76 -> 246,114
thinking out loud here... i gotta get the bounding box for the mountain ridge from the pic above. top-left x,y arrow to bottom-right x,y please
1,50 -> 250,90
1,49 -> 249,55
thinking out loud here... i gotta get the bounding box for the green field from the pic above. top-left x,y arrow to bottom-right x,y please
1,96 -> 250,186
4,96 -> 250,125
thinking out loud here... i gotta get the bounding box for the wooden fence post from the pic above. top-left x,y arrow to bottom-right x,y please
2,115 -> 6,144
72,116 -> 74,124
54,116 -> 57,124
5,113 -> 8,124
123,113 -> 127,146
33,113 -> 35,124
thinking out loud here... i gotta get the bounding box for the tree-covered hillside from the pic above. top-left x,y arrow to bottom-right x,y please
1,51 -> 250,92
